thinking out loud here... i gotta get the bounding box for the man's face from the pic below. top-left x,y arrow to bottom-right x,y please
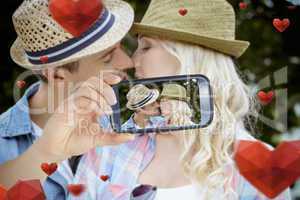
139,101 -> 160,117
44,42 -> 135,102
65,42 -> 133,84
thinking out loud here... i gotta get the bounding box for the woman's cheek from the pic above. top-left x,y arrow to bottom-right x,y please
141,60 -> 163,78
161,103 -> 171,116
140,50 -> 167,77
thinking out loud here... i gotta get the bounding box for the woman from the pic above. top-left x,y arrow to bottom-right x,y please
48,0 -> 291,199
159,83 -> 195,127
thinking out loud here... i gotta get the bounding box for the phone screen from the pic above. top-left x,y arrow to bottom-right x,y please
100,74 -> 213,134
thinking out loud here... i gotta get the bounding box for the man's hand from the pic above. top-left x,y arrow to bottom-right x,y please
0,74 -> 134,188
34,74 -> 134,162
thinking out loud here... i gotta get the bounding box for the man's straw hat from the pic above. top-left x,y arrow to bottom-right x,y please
10,0 -> 134,69
160,83 -> 190,102
132,0 -> 250,58
126,84 -> 160,110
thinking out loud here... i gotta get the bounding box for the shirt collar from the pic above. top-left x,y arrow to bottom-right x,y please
0,82 -> 40,137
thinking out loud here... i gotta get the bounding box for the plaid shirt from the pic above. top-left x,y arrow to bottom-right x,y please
44,130 -> 291,200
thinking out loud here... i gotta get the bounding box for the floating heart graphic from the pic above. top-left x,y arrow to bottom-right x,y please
41,163 -> 58,176
178,8 -> 188,16
257,91 -> 274,105
49,0 -> 103,37
67,184 -> 85,196
100,175 -> 110,182
5,180 -> 45,200
239,2 -> 248,10
234,140 -> 300,198
273,18 -> 290,32
16,80 -> 26,89
0,185 -> 7,200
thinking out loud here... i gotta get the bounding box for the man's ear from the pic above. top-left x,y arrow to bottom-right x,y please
42,67 -> 71,83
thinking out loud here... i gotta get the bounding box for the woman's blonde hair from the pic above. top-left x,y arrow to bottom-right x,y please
162,99 -> 194,126
156,38 -> 259,199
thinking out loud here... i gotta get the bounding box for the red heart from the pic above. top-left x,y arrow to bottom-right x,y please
49,0 -> 103,37
40,56 -> 49,63
239,2 -> 248,10
178,8 -> 188,16
41,163 -> 58,176
273,18 -> 290,32
0,185 -> 7,200
234,140 -> 300,199
67,184 -> 85,196
16,80 -> 26,89
100,175 -> 110,182
257,90 -> 274,105
6,180 -> 45,200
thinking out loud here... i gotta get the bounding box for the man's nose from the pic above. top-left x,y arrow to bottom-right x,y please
132,52 -> 142,78
132,51 -> 140,68
114,47 -> 134,70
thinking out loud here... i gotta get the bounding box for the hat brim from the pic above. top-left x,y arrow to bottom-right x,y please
127,89 -> 160,110
160,95 -> 190,103
10,0 -> 134,70
131,23 -> 250,58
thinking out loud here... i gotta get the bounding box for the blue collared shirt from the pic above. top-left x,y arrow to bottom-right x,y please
0,82 -> 78,199
0,82 -> 41,164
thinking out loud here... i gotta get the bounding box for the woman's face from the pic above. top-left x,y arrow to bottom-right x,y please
132,36 -> 181,79
160,98 -> 172,118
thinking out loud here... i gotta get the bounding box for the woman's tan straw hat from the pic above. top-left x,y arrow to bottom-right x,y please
10,0 -> 134,70
126,84 -> 160,110
132,0 -> 250,58
161,83 -> 190,102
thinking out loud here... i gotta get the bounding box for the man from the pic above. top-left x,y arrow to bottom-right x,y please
122,84 -> 165,131
0,0 -> 135,189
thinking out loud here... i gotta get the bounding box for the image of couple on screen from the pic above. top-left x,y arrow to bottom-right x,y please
122,83 -> 195,131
